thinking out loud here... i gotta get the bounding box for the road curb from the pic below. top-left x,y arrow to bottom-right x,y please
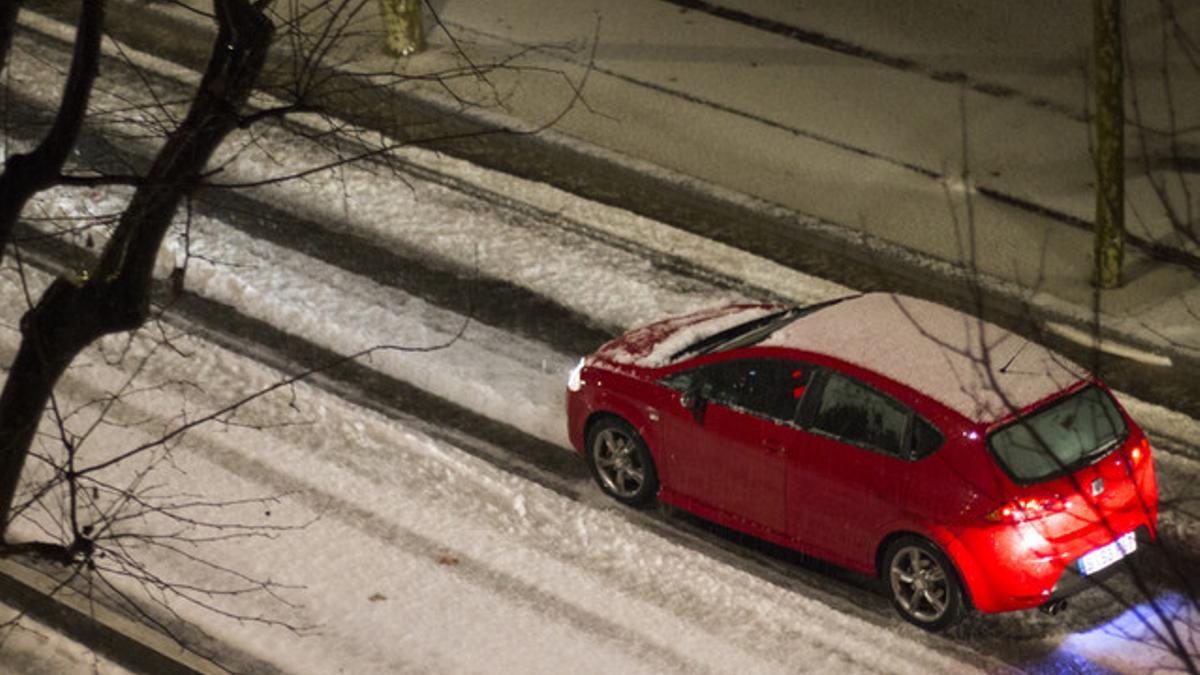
0,559 -> 226,675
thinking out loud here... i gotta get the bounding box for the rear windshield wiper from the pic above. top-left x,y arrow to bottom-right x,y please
1085,436 -> 1123,463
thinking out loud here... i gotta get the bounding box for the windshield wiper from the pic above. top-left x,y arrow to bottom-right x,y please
669,308 -> 792,362
1085,436 -> 1122,463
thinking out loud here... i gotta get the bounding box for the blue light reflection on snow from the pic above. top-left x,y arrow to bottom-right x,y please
1021,592 -> 1194,674
1021,649 -> 1114,675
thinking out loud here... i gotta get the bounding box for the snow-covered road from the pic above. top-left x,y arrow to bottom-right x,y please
1,262 -> 994,673
4,9 -> 1200,675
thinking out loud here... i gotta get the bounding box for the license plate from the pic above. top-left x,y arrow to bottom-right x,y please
1078,531 -> 1137,576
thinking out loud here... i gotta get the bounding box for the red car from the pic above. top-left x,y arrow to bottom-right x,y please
566,293 -> 1158,631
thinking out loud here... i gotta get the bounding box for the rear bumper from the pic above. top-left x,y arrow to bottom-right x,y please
1044,525 -> 1153,602
954,508 -> 1156,613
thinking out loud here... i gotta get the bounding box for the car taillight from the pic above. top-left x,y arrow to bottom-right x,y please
1127,436 -> 1149,469
986,495 -> 1066,523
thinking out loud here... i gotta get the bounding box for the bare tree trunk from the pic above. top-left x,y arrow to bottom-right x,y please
378,0 -> 423,56
0,0 -> 22,75
0,0 -> 104,263
0,0 -> 275,541
1094,0 -> 1125,288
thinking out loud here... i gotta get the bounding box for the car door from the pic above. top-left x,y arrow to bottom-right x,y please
787,370 -> 917,567
659,358 -> 812,535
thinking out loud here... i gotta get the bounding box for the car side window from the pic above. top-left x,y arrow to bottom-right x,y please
811,372 -> 909,456
662,359 -> 812,425
910,415 -> 944,459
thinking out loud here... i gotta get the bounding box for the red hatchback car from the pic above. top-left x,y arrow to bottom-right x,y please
566,293 -> 1159,631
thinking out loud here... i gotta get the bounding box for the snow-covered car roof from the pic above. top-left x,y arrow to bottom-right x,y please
762,293 -> 1088,423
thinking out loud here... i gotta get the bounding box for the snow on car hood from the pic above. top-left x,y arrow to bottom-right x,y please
595,304 -> 782,369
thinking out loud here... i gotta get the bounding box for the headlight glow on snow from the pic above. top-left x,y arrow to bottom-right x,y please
567,357 -> 585,392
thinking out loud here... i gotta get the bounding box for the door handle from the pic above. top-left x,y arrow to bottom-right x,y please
763,439 -> 786,453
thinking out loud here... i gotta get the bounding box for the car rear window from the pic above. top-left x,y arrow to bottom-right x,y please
987,385 -> 1128,484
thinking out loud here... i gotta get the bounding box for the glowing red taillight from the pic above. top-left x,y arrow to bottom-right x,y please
1128,436 -> 1149,468
986,495 -> 1066,523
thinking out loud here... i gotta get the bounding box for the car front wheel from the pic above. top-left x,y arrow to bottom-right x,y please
586,417 -> 659,507
884,536 -> 966,632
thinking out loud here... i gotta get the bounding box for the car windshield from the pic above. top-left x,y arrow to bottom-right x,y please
669,296 -> 857,363
986,384 -> 1128,484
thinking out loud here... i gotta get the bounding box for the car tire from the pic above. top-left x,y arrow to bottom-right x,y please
586,417 -> 659,508
883,536 -> 966,632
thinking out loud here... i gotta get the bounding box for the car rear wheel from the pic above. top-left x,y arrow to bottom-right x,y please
587,417 -> 659,507
884,537 -> 965,632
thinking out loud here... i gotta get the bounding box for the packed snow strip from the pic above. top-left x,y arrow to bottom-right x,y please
18,180 -> 566,446
163,201 -> 578,447
203,112 -> 842,331
0,268 -> 981,674
29,178 -> 731,448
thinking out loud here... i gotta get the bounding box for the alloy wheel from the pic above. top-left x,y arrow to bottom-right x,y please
889,544 -> 951,623
592,427 -> 646,499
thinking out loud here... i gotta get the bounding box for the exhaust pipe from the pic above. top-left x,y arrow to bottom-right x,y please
1039,599 -> 1068,616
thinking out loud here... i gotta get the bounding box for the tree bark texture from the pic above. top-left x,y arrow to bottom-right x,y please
0,0 -> 275,539
1093,0 -> 1125,289
378,0 -> 423,56
0,0 -> 22,75
0,0 -> 105,264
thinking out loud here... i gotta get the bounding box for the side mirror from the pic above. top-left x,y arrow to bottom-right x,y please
680,385 -> 708,423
